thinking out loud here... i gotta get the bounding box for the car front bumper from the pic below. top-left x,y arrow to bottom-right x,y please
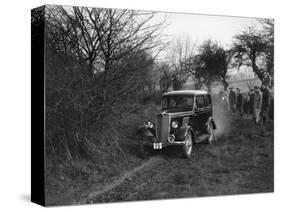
141,139 -> 185,148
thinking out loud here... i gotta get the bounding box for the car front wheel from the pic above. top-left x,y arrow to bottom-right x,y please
183,130 -> 193,158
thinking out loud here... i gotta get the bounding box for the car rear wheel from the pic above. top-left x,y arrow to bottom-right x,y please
208,122 -> 215,144
183,131 -> 193,158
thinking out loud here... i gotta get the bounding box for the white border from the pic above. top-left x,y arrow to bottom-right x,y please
0,0 -> 279,211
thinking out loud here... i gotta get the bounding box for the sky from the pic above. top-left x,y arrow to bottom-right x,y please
163,12 -> 260,47
149,11 -> 263,77
58,5 -> 262,55
152,11 -> 262,61
57,5 -> 263,77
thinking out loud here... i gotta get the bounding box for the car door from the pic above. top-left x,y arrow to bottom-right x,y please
202,94 -> 212,129
191,95 -> 206,134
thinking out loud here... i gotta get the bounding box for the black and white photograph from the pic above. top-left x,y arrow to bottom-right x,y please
31,4 -> 274,207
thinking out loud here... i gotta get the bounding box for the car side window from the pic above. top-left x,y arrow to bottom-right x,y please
196,96 -> 204,108
203,95 -> 210,107
170,98 -> 177,107
183,97 -> 194,108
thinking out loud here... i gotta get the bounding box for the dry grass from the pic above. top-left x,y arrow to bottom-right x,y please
45,103 -> 160,205
46,98 -> 273,205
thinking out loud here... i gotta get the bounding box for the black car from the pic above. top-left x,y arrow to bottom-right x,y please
137,90 -> 216,158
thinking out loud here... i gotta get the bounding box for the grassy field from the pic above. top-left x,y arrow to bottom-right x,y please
80,103 -> 273,204
46,98 -> 273,206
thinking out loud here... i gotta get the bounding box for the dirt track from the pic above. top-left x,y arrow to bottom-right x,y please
47,104 -> 273,206
76,106 -> 273,205
81,156 -> 164,203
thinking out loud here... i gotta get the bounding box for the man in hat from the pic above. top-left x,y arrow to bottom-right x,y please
222,87 -> 230,111
236,88 -> 244,117
261,84 -> 270,125
228,87 -> 236,113
248,88 -> 255,120
253,86 -> 263,124
243,92 -> 250,117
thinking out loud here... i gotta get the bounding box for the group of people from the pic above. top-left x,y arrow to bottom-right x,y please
221,84 -> 272,125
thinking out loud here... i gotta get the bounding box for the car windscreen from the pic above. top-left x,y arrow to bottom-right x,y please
162,95 -> 194,110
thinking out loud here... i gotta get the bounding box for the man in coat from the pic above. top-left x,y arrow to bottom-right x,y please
261,84 -> 270,125
222,87 -> 230,111
228,87 -> 236,113
249,89 -> 255,120
253,86 -> 263,124
243,93 -> 250,117
236,88 -> 244,117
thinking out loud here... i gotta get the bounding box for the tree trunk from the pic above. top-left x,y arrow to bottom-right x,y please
221,77 -> 228,91
251,55 -> 263,82
103,61 -> 109,83
88,61 -> 93,78
206,79 -> 212,93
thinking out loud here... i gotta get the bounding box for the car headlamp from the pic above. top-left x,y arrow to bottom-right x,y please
168,134 -> 175,143
171,121 -> 179,129
145,121 -> 154,128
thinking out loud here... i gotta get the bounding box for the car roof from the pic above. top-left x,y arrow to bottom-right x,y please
162,90 -> 209,96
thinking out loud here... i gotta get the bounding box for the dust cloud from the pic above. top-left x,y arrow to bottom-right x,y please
212,97 -> 232,137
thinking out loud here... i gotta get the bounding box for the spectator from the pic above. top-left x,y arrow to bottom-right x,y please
236,88 -> 244,117
249,89 -> 255,120
228,87 -> 236,113
269,97 -> 274,120
243,92 -> 250,117
253,86 -> 263,125
223,87 -> 230,111
261,84 -> 270,125
263,72 -> 272,88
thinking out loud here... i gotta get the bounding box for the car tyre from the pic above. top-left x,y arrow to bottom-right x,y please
183,130 -> 193,158
208,122 -> 215,145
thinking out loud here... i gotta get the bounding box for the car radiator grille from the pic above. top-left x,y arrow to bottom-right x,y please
156,114 -> 170,143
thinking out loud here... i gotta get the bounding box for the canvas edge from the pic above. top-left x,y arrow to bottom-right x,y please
31,5 -> 46,207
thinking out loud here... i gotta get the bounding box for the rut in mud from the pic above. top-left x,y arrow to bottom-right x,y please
81,156 -> 164,204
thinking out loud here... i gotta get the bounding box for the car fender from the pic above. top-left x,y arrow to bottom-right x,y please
207,117 -> 217,130
175,125 -> 194,141
136,126 -> 155,138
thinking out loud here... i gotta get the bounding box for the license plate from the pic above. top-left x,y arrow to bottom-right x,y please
153,143 -> 162,149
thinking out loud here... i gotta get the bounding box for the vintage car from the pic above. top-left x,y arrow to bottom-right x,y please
137,90 -> 216,158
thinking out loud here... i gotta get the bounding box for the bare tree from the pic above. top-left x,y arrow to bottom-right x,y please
45,5 -> 167,102
84,8 -> 166,84
259,18 -> 274,86
216,48 -> 235,90
158,62 -> 172,93
46,6 -> 103,77
44,5 -> 167,161
168,36 -> 197,90
233,25 -> 269,82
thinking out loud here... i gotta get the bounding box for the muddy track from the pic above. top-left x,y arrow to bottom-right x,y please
63,107 -> 273,205
78,109 -> 227,204
81,115 -> 273,204
80,156 -> 165,204
85,146 -> 214,204
45,103 -> 273,206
